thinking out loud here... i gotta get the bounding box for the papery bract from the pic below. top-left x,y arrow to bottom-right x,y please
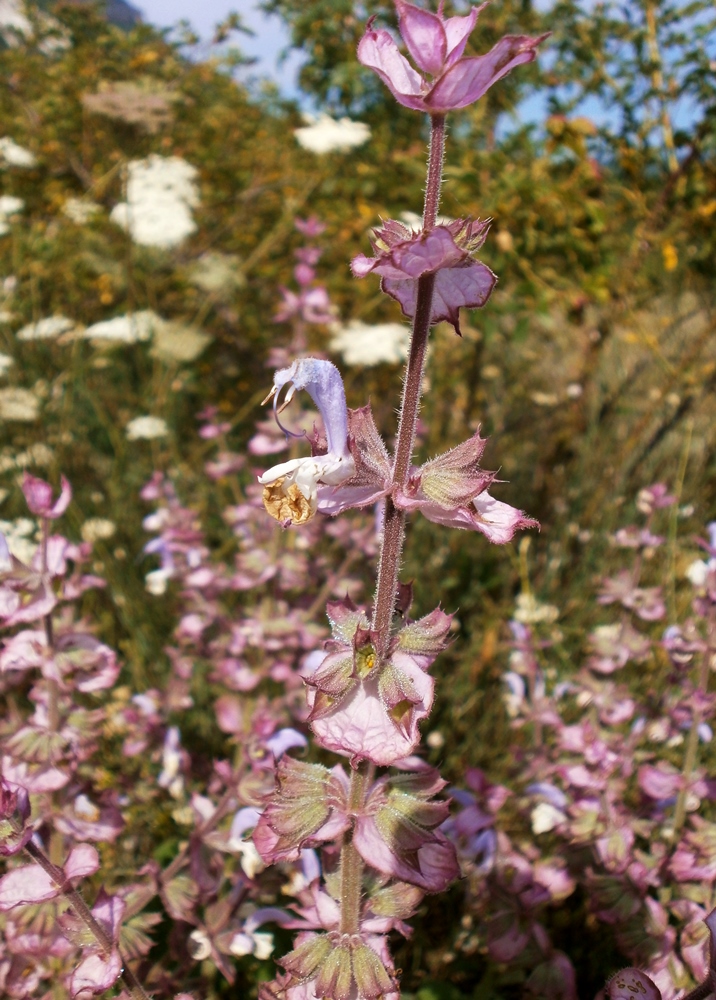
358,2 -> 547,114
352,219 -> 496,335
22,473 -> 71,520
253,758 -> 350,864
354,769 -> 459,891
305,603 -> 451,766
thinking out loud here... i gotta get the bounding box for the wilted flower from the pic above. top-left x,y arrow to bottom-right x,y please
188,252 -> 242,295
352,218 -> 497,335
82,79 -> 176,133
150,320 -> 211,363
329,319 -> 410,366
126,415 -> 169,440
294,114 -> 371,154
358,1 -> 547,114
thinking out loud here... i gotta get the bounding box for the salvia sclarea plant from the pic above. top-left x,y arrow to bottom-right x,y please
0,386 -> 379,995
1,6 -> 715,1000
250,3 -> 547,998
441,490 -> 716,1000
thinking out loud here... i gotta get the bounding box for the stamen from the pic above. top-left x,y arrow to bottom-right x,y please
261,385 -> 278,407
273,382 -> 305,440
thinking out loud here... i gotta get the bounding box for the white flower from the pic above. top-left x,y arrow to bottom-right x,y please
62,198 -> 101,224
189,252 -> 242,295
0,196 -> 24,216
0,0 -> 68,51
0,386 -> 38,421
0,0 -> 31,40
187,929 -> 212,961
531,802 -> 566,835
294,114 -> 370,154
0,517 -> 38,563
514,593 -> 559,624
0,195 -> 24,236
81,518 -> 116,543
158,726 -> 184,798
329,319 -> 410,366
151,320 -> 211,363
145,567 -> 172,595
0,353 -> 13,376
110,155 -> 199,249
126,415 -> 169,441
13,442 -> 53,468
16,315 -> 74,341
0,136 -> 36,168
73,794 -> 100,821
686,559 -> 710,587
229,930 -> 275,960
84,310 -> 160,344
398,210 -> 454,231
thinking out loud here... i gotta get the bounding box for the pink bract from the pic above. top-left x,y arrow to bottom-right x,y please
351,219 -> 496,335
358,1 -> 547,114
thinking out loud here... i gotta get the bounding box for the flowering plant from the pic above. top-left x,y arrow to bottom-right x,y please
252,3 -> 543,996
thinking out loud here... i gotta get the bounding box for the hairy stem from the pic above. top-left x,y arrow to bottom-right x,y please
41,516 -> 63,866
339,764 -> 370,935
371,114 -> 445,654
24,840 -> 150,1000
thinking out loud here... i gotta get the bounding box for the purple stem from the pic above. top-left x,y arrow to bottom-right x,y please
371,114 -> 446,656
23,840 -> 150,1000
337,115 -> 447,940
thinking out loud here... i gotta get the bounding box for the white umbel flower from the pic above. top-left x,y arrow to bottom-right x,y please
126,415 -> 169,440
0,386 -> 38,421
294,114 -> 370,154
63,198 -> 101,224
329,319 -> 410,366
110,155 -> 199,250
17,315 -> 74,341
0,137 -> 36,168
84,310 -> 160,344
0,194 -> 24,236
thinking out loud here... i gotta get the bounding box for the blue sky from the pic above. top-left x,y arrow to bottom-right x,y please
137,0 -> 301,94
